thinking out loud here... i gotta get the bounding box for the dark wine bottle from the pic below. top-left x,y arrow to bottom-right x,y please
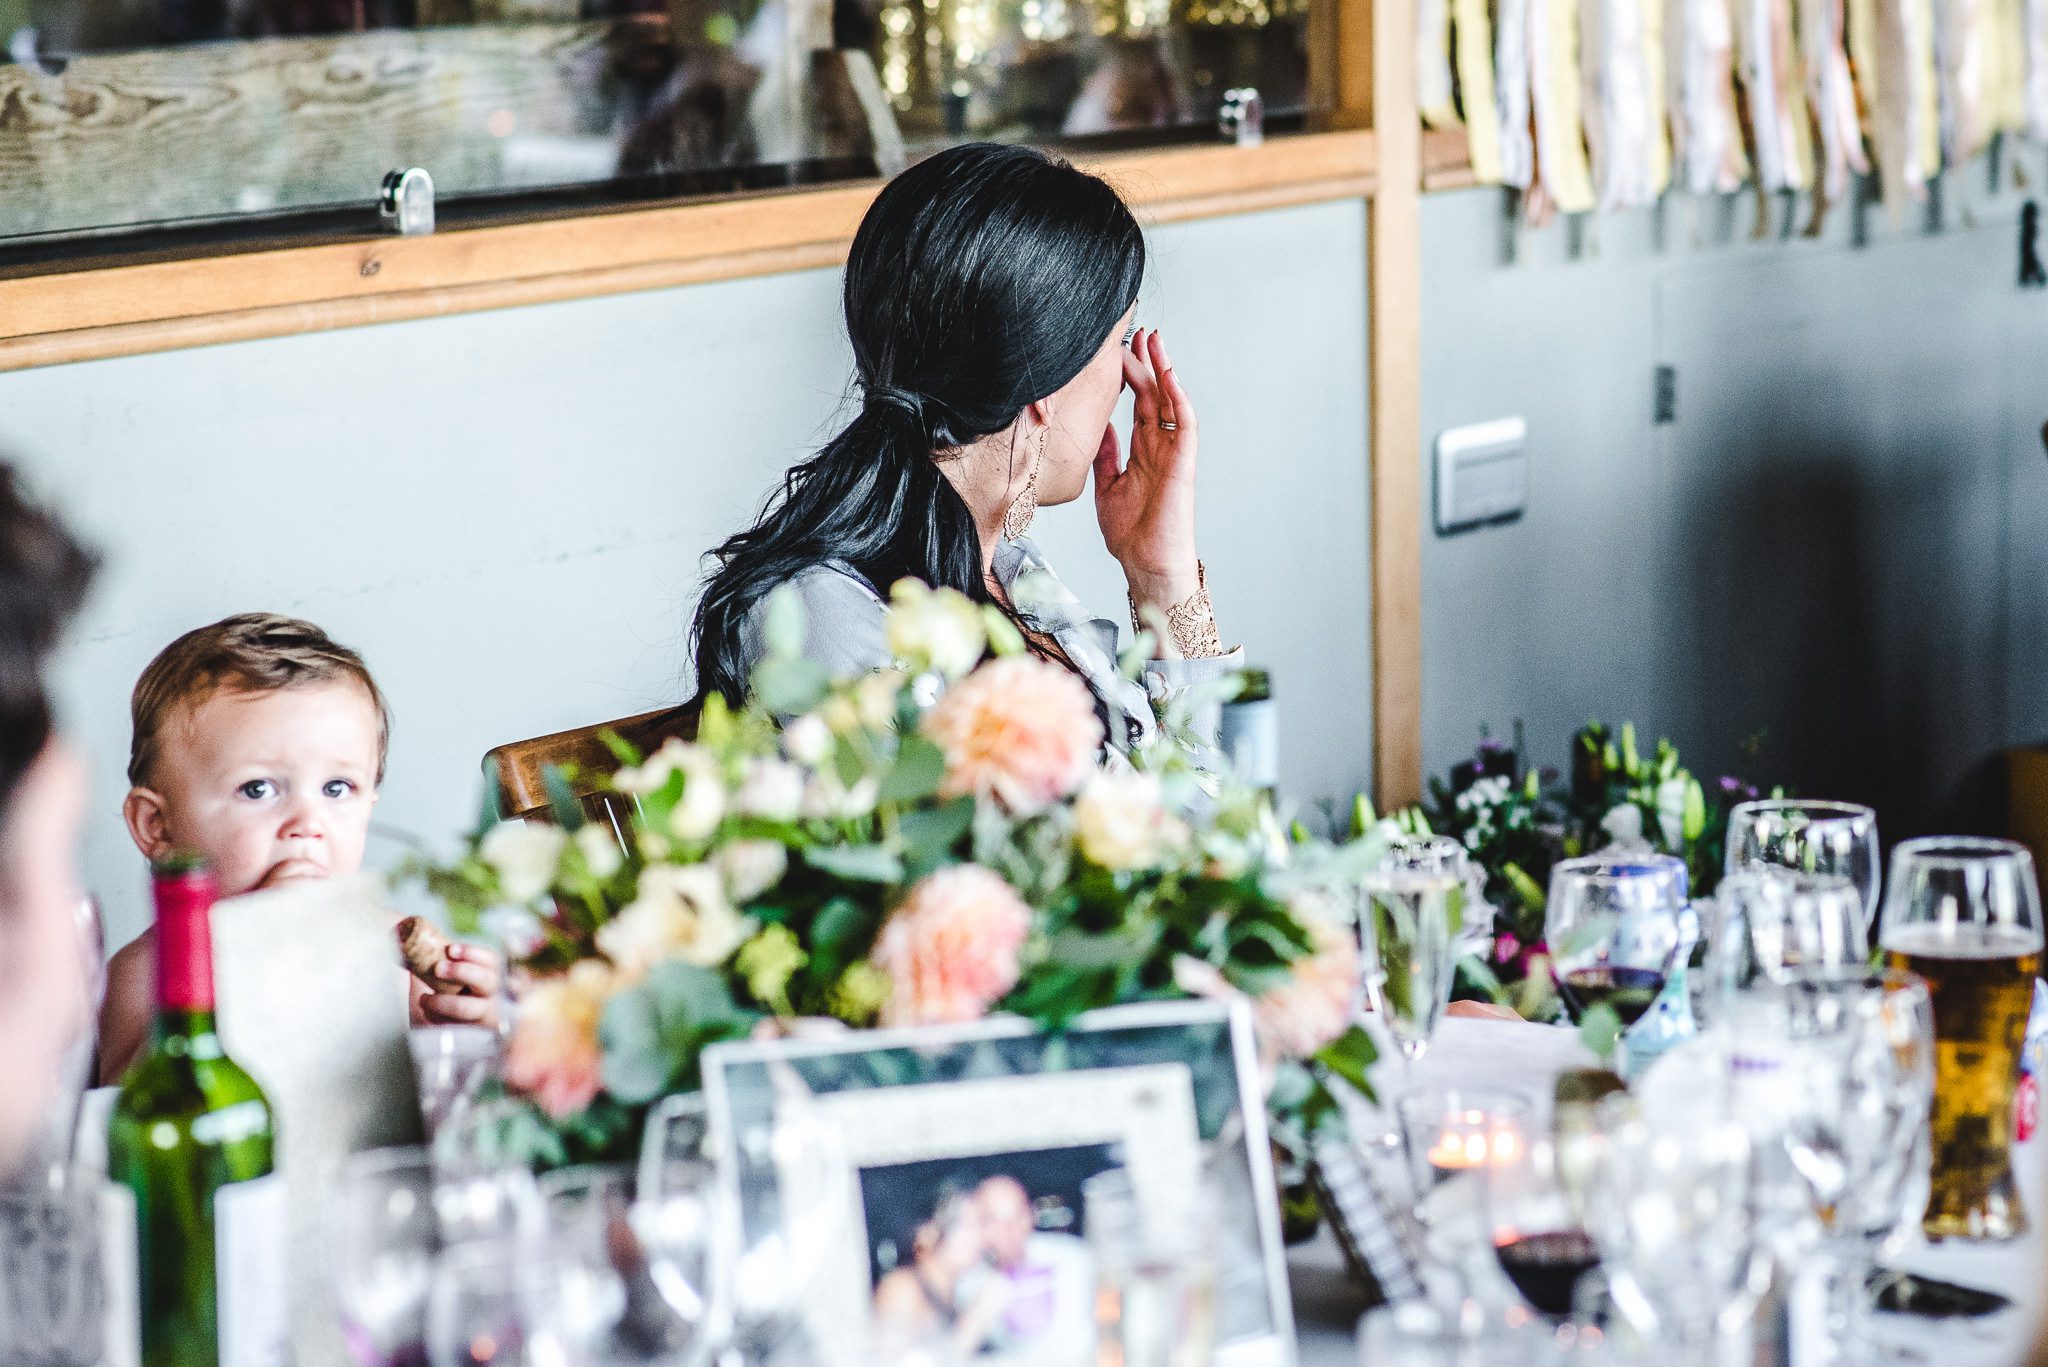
108,856 -> 287,1367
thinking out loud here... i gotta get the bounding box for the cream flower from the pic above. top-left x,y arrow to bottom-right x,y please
717,839 -> 790,901
1173,913 -> 1358,1061
612,737 -> 692,796
597,864 -> 750,977
783,713 -> 834,766
886,581 -> 986,680
736,758 -> 806,822
1073,770 -> 1179,871
666,744 -> 726,842
574,822 -> 624,880
803,773 -> 881,821
922,656 -> 1102,814
855,670 -> 907,730
504,960 -> 618,1118
479,821 -> 568,903
871,865 -> 1032,1027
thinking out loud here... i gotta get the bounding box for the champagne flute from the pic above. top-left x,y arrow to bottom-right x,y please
1725,800 -> 1880,935
333,1147 -> 440,1367
1382,833 -> 1492,960
1545,855 -> 1686,1072
1878,836 -> 2043,1241
1359,865 -> 1460,1079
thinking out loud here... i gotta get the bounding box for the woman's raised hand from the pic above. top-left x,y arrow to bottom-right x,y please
1094,328 -> 1201,612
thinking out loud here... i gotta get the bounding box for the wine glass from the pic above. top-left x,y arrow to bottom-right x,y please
1725,800 -> 1880,934
1482,1130 -> 1599,1325
408,1026 -> 500,1142
1584,1094 -> 1762,1361
333,1147 -> 440,1367
1381,833 -> 1492,961
1695,869 -> 1867,1023
1359,865 -> 1460,1076
431,1098 -> 545,1250
1877,836 -> 2043,1241
0,1165 -> 107,1367
426,1242 -> 536,1367
1545,854 -> 1686,1072
719,1088 -> 854,1365
634,1093 -> 721,1348
537,1165 -> 633,1363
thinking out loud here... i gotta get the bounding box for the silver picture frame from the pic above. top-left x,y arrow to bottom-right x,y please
700,998 -> 1297,1367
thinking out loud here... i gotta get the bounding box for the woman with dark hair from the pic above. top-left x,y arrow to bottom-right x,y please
691,141 -> 1237,754
0,465 -> 98,1168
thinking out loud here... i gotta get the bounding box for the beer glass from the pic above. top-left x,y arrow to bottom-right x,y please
1878,837 -> 2044,1240
1726,800 -> 1881,934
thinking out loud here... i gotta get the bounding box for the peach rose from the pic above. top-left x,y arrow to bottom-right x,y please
922,656 -> 1102,814
504,961 -> 617,1118
871,865 -> 1032,1026
1172,910 -> 1358,1061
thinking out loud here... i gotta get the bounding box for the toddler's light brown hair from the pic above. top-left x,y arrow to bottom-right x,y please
128,613 -> 390,788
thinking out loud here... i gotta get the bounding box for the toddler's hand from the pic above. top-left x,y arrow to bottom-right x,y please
416,942 -> 502,1028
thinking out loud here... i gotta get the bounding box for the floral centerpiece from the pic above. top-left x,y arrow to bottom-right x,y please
1416,720 -> 1772,1022
410,581 -> 1382,1168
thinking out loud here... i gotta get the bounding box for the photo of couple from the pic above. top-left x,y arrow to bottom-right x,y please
863,1146 -> 1108,1364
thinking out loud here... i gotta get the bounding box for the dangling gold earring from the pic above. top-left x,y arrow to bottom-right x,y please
1002,427 -> 1046,541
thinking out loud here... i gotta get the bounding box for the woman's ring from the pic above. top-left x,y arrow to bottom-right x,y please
1158,420 -> 1179,432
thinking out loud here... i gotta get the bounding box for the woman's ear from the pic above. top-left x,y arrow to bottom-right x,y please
1023,398 -> 1054,432
122,788 -> 174,860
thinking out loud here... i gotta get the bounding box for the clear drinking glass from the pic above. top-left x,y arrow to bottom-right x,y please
1877,836 -> 2044,1241
431,1098 -> 546,1250
1697,869 -> 1868,1019
1482,1130 -> 1599,1325
333,1147 -> 441,1367
1395,1087 -> 1531,1208
633,1093 -> 721,1349
409,1026 -> 501,1142
1584,1095 -> 1761,1362
1360,865 -> 1461,1071
1725,800 -> 1881,934
537,1165 -> 633,1362
0,1165 -> 107,1367
1545,855 -> 1687,1072
426,1242 -> 535,1367
719,1092 -> 854,1365
1081,1168 -> 1219,1367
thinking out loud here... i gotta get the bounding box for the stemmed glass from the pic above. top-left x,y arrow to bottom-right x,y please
1725,800 -> 1881,935
1877,836 -> 2044,1241
1359,862 -> 1461,1078
1584,1094 -> 1762,1362
409,1026 -> 501,1142
1545,854 -> 1687,1075
1694,870 -> 1867,1026
333,1147 -> 441,1367
538,1166 -> 634,1364
1482,1129 -> 1600,1325
1382,833 -> 1492,960
634,1093 -> 722,1359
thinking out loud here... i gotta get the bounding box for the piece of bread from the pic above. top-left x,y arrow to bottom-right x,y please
395,916 -> 454,988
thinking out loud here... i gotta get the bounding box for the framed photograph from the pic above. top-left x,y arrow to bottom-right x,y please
700,999 -> 1296,1367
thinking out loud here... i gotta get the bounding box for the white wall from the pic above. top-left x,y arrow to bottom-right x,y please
2,196 -> 1373,947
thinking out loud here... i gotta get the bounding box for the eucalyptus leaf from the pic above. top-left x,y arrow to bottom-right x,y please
803,843 -> 906,883
1312,1025 -> 1379,1101
1577,1002 -> 1624,1061
810,897 -> 874,978
752,656 -> 832,717
900,798 -> 975,878
542,764 -> 587,831
646,962 -> 744,1033
598,987 -> 676,1103
877,735 -> 947,804
762,584 -> 807,660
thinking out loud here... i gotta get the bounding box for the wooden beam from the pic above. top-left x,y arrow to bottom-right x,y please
0,129 -> 1375,373
1368,0 -> 1424,808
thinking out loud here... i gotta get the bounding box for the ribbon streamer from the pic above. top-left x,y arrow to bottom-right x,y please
1670,0 -> 1751,191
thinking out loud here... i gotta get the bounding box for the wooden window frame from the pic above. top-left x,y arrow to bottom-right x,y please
0,1 -> 1425,810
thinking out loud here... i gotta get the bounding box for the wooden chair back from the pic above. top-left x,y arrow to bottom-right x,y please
484,703 -> 700,842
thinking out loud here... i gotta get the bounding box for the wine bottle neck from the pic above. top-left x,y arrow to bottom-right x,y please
151,1009 -> 224,1052
152,867 -> 218,1013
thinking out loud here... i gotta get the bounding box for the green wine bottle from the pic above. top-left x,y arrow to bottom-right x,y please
108,855 -> 288,1367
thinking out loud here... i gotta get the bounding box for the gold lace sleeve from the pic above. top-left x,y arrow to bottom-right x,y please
1129,561 -> 1225,660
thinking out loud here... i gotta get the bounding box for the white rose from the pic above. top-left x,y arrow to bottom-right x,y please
667,745 -> 726,842
1073,771 -> 1170,871
597,864 -> 750,976
479,821 -> 568,903
1600,804 -> 1646,848
802,773 -> 880,821
885,582 -> 986,680
855,671 -> 906,730
613,737 -> 692,796
783,714 -> 833,766
718,840 -> 790,901
574,822 -> 624,880
737,758 -> 806,822
1655,776 -> 1690,850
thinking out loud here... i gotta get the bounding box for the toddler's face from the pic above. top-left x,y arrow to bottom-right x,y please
134,683 -> 381,897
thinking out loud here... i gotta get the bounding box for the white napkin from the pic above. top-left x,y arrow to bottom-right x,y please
214,875 -> 421,1367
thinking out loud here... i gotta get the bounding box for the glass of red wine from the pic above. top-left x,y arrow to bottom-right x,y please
1545,853 -> 1687,1072
1482,1129 -> 1600,1326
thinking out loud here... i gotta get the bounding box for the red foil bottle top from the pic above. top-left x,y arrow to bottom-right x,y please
152,862 -> 218,1012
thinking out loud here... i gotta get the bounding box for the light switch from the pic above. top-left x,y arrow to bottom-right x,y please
1434,417 -> 1528,534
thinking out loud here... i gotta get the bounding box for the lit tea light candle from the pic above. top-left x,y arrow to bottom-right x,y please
1425,1112 -> 1522,1170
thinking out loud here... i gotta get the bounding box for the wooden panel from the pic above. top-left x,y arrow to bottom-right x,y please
1420,126 -> 1479,190
0,128 -> 1375,371
1367,0 -> 1423,807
